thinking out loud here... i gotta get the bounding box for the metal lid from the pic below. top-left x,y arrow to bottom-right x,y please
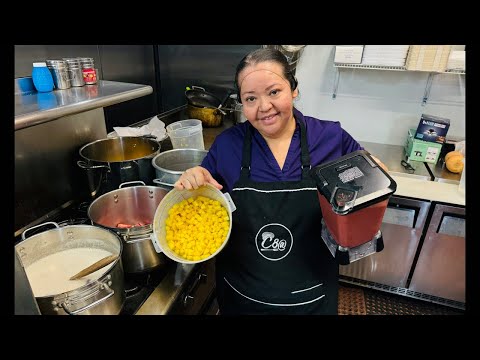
46,60 -> 68,68
310,150 -> 397,214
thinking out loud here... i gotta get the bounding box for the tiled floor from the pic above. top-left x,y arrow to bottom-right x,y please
208,284 -> 464,315
338,284 -> 464,315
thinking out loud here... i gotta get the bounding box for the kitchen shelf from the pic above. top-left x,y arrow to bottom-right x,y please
334,64 -> 407,71
332,64 -> 465,105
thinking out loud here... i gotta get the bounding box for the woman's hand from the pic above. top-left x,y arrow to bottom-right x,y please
174,166 -> 223,190
370,155 -> 389,172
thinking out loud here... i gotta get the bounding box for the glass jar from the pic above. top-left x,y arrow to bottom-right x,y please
79,57 -> 97,85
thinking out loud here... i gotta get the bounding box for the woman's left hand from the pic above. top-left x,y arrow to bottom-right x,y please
371,155 -> 389,172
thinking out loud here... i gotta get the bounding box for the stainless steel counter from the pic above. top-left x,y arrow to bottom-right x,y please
136,263 -> 196,315
15,80 -> 153,130
426,159 -> 461,184
360,141 -> 432,181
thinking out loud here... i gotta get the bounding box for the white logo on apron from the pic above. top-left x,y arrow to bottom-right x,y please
255,223 -> 293,261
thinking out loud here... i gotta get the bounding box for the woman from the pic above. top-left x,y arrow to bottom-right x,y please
174,48 -> 386,315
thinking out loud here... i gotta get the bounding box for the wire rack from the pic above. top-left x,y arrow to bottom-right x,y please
334,63 -> 407,71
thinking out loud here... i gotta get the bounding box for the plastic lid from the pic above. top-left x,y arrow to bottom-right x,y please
33,62 -> 47,67
311,150 -> 397,214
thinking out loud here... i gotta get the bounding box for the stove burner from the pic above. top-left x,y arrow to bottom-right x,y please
77,202 -> 91,214
125,284 -> 142,296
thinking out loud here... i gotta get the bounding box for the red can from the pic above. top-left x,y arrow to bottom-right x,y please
82,68 -> 97,84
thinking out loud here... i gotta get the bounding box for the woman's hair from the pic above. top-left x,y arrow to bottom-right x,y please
234,48 -> 298,103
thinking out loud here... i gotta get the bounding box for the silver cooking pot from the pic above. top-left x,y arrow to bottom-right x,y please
151,148 -> 208,191
87,181 -> 171,273
77,137 -> 160,198
16,222 -> 125,315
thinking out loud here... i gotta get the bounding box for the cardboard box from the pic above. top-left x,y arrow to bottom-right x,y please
334,46 -> 364,64
405,45 -> 452,72
405,128 -> 442,164
414,113 -> 450,144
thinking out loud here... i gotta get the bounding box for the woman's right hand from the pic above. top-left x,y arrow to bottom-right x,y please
174,166 -> 223,190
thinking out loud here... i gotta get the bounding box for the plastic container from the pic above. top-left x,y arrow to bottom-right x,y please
166,119 -> 205,150
151,184 -> 236,264
32,62 -> 54,92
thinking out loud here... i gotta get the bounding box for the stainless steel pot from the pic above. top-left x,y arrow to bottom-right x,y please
234,103 -> 247,124
87,181 -> 171,273
151,149 -> 208,190
227,94 -> 247,124
16,222 -> 125,315
78,137 -> 160,198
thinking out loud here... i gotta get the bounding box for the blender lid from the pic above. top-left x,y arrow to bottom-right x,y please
310,150 -> 397,214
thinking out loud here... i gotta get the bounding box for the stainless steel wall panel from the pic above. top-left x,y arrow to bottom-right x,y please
14,108 -> 107,236
156,45 -> 260,113
99,45 -> 158,131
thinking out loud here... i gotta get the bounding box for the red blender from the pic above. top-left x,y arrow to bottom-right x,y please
311,150 -> 397,265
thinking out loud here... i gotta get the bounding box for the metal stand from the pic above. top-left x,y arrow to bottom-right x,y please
320,219 -> 383,265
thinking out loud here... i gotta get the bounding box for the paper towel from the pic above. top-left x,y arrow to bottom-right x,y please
111,116 -> 168,141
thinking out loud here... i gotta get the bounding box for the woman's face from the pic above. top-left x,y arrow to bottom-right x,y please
238,61 -> 298,138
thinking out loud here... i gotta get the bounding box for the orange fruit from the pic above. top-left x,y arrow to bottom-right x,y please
445,151 -> 463,163
445,155 -> 464,173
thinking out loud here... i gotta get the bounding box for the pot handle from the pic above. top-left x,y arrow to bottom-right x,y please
119,180 -> 146,188
77,160 -> 110,171
150,233 -> 164,254
222,192 -> 237,213
22,221 -> 60,241
153,178 -> 174,191
190,85 -> 206,92
123,232 -> 153,244
59,283 -> 115,315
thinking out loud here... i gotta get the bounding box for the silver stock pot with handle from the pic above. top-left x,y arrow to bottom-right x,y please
151,148 -> 208,191
77,136 -> 161,198
87,181 -> 171,273
15,222 -> 125,315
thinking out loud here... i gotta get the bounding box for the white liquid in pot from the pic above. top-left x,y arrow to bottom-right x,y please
24,248 -> 114,297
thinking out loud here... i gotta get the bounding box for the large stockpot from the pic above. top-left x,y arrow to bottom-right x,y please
151,149 -> 208,190
78,137 -> 160,198
87,181 -> 171,273
16,222 -> 125,315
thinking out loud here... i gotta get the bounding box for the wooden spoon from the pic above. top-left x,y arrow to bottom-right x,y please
69,255 -> 118,280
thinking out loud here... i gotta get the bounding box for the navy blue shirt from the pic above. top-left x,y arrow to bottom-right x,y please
201,108 -> 363,193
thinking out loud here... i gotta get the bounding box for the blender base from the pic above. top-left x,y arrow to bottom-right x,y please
321,219 -> 383,265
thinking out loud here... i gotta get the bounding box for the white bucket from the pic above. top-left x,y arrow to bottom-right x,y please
166,119 -> 205,150
151,184 -> 236,264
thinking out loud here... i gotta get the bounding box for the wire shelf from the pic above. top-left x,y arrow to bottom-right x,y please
332,63 -> 466,104
444,69 -> 466,75
334,63 -> 407,71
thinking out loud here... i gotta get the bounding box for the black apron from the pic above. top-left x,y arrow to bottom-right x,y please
215,120 -> 339,315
